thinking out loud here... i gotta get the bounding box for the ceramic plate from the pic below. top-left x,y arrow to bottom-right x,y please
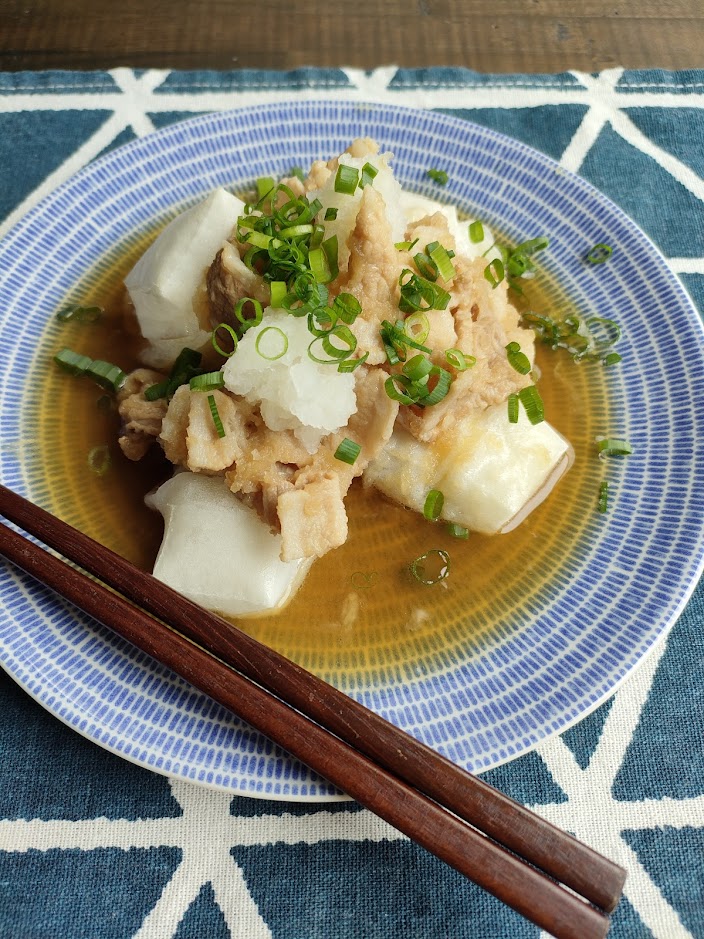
1,102 -> 703,799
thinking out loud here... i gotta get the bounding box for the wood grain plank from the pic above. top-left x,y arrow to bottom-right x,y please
0,0 -> 703,72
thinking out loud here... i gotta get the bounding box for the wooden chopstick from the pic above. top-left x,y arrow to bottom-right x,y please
0,485 -> 625,938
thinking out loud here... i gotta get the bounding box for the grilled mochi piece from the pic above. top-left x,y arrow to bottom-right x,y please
364,402 -> 574,535
146,472 -> 313,616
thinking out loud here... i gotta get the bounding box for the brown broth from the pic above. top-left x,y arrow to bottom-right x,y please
31,242 -> 610,687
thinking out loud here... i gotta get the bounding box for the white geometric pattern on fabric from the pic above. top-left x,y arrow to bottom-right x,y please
0,66 -> 702,938
0,639 -> 696,937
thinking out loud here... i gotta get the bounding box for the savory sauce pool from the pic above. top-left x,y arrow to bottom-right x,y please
31,237 -> 610,686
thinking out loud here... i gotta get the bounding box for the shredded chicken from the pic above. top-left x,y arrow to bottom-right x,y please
117,368 -> 168,460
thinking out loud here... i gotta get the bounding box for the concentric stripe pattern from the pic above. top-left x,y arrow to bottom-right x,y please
1,94 -> 703,799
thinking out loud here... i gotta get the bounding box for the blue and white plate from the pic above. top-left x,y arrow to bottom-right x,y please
1,102 -> 703,800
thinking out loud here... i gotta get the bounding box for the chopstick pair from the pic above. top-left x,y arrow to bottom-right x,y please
0,484 -> 625,939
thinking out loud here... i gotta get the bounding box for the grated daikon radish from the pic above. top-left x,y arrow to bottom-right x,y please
222,311 -> 357,452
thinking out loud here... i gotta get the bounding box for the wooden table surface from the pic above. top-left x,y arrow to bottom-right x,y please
0,0 -> 702,73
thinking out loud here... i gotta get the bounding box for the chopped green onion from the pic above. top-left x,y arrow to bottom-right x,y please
427,242 -> 456,282
309,223 -> 325,250
242,245 -> 268,273
423,489 -> 444,521
256,326 -> 289,360
54,348 -> 125,392
403,353 -> 434,383
189,371 -> 225,391
144,380 -> 170,401
447,523 -> 469,539
322,236 -> 340,281
289,166 -> 306,183
212,323 -> 238,358
587,243 -> 613,265
350,571 -> 378,588
309,247 -> 331,284
395,238 -> 419,252
278,223 -> 314,240
507,393 -> 519,424
172,348 -> 203,380
505,341 -> 532,375
384,374 -> 416,405
269,281 -> 287,308
597,438 -> 632,457
445,348 -> 475,371
309,235 -> 339,284
501,236 -> 550,291
163,347 -> 204,397
421,366 -> 452,406
468,221 -> 485,244
398,269 -> 450,314
308,324 -> 356,364
387,358 -> 453,407
56,305 -> 102,324
334,437 -> 361,465
54,348 -> 92,376
587,316 -> 622,346
234,297 -> 264,332
332,293 -> 362,324
86,360 -> 127,392
410,548 -> 451,585
360,162 -> 378,188
244,230 -> 273,250
256,176 -> 275,201
334,165 -> 360,195
404,312 -> 430,346
324,207 -> 338,221
521,309 -> 620,364
518,385 -> 545,424
273,191 -> 320,229
207,394 -> 226,438
337,352 -> 369,373
484,258 -> 505,289
426,169 -> 448,186
307,306 -> 336,338
598,481 -> 609,513
413,252 -> 438,281
512,236 -> 549,261
87,444 -> 111,476
380,319 -> 431,364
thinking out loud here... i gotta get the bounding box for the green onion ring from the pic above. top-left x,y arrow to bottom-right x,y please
586,243 -> 613,264
423,489 -> 444,521
211,323 -> 239,358
255,326 -> 289,361
87,444 -> 111,476
410,548 -> 451,585
334,437 -> 361,465
596,437 -> 632,457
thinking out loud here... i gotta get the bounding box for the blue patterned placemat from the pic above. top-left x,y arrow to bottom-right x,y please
0,66 -> 702,939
